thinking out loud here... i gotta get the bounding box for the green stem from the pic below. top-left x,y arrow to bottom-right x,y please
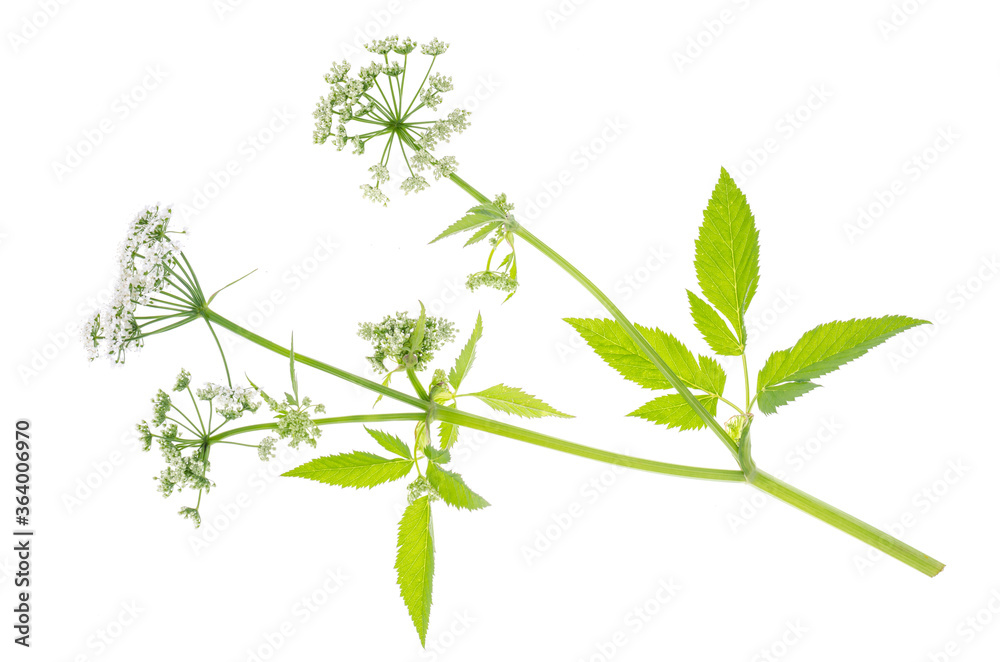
749,470 -> 945,577
211,413 -> 426,441
436,408 -> 743,483
203,310 -> 428,411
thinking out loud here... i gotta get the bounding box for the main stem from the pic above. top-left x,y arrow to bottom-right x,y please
201,309 -> 741,483
446,172 -> 945,577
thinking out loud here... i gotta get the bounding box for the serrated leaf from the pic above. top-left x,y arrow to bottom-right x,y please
628,394 -> 720,431
687,290 -> 743,356
282,452 -> 413,488
465,384 -> 572,419
365,427 -> 411,459
424,445 -> 452,464
396,496 -> 434,646
464,222 -> 501,247
438,419 -> 460,450
429,205 -> 504,244
694,168 -> 760,345
449,313 -> 483,391
565,318 -> 727,396
757,316 -> 929,397
757,381 -> 821,415
426,463 -> 490,511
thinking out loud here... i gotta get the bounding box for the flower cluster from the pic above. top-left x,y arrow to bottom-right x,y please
257,391 -> 327,451
82,204 -> 196,364
196,383 -> 262,420
464,194 -> 519,299
358,311 -> 457,374
406,476 -> 440,504
312,36 -> 471,205
137,369 -> 266,527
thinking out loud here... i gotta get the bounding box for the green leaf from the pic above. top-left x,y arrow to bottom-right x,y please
429,205 -> 504,244
423,445 -> 452,464
694,168 -> 760,345
438,420 -> 460,450
756,316 -> 929,405
289,332 -> 299,403
565,318 -> 727,396
687,290 -> 743,356
628,394 -> 720,431
365,427 -> 411,459
396,496 -> 435,646
464,222 -> 501,247
465,384 -> 572,419
407,302 -> 427,357
757,381 -> 821,415
426,463 -> 490,511
449,313 -> 483,391
282,452 -> 413,488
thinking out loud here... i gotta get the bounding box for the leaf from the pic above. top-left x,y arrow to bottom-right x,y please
438,420 -> 460,450
694,168 -> 760,345
365,427 -> 411,459
465,384 -> 572,419
449,313 -> 483,391
396,496 -> 435,646
756,316 -> 929,396
429,204 -> 504,244
757,381 -> 821,415
407,302 -> 427,357
426,463 -> 490,511
464,222 -> 501,247
423,445 -> 452,465
629,394 -> 720,431
289,332 -> 299,403
687,290 -> 743,356
282,452 -> 412,488
565,318 -> 727,396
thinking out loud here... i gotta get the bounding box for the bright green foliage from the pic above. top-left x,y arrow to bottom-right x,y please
283,451 -> 413,488
437,419 -> 460,450
449,313 -> 483,390
430,204 -> 504,244
465,384 -> 572,419
396,496 -> 435,646
426,463 -> 490,511
629,394 -> 721,430
755,316 -> 927,414
693,167 -> 760,346
365,427 -> 412,459
687,290 -> 742,356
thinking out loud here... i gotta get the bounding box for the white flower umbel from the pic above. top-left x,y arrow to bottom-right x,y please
312,36 -> 471,204
82,204 -> 203,364
358,310 -> 456,374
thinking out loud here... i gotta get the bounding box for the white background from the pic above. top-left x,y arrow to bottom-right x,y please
2,0 -> 999,660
